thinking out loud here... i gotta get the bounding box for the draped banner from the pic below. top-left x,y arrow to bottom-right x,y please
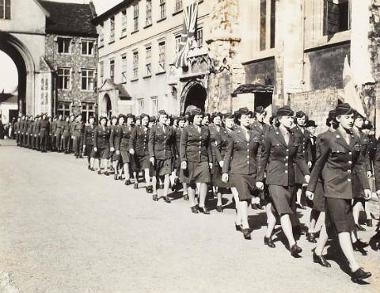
174,1 -> 199,68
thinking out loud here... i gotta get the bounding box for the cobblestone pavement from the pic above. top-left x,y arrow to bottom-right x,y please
0,140 -> 379,293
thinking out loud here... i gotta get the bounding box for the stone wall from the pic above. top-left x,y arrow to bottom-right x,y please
45,35 -> 98,115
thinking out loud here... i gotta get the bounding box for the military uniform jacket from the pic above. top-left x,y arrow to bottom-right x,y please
73,122 -> 84,137
307,129 -> 369,199
39,119 -> 49,135
130,125 -> 150,157
180,125 -> 212,163
83,125 -> 96,146
55,120 -> 65,136
149,123 -> 175,160
94,125 -> 110,149
109,125 -> 121,149
116,125 -> 134,151
292,125 -> 312,184
222,126 -> 260,175
257,127 -> 310,187
374,138 -> 380,191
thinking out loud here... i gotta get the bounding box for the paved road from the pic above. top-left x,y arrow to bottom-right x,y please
0,140 -> 379,293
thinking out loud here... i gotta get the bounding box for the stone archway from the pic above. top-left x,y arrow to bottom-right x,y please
0,32 -> 35,115
180,81 -> 207,114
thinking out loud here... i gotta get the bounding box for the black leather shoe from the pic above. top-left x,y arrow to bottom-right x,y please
264,237 -> 275,248
183,194 -> 189,201
355,224 -> 366,231
290,244 -> 302,257
134,183 -> 139,189
351,268 -> 371,283
198,206 -> 210,214
216,205 -> 223,213
152,194 -> 158,201
242,228 -> 251,240
124,179 -> 131,185
366,219 -> 373,227
191,205 -> 199,214
235,224 -> 242,232
164,196 -> 171,203
307,233 -> 317,243
313,252 -> 331,267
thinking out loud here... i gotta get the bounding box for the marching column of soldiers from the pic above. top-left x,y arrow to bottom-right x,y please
12,103 -> 380,283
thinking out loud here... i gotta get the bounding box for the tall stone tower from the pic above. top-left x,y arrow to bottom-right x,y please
206,0 -> 244,113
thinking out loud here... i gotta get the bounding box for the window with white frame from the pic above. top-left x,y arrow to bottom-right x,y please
99,25 -> 104,47
0,0 -> 11,19
175,0 -> 182,12
159,0 -> 166,20
145,46 -> 152,76
110,59 -> 115,81
133,3 -> 139,32
175,34 -> 181,53
146,0 -> 152,26
196,28 -> 203,48
133,50 -> 139,79
121,10 -> 127,36
81,69 -> 95,91
57,68 -> 71,90
121,53 -> 127,82
81,39 -> 95,56
150,96 -> 158,115
99,61 -> 104,84
158,41 -> 166,72
57,37 -> 71,54
137,98 -> 144,114
110,16 -> 115,42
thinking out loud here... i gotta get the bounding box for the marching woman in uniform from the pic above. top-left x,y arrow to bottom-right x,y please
222,108 -> 260,239
94,116 -> 111,175
116,114 -> 135,185
83,116 -> 96,170
110,115 -> 123,180
306,103 -> 372,282
130,114 -> 153,192
256,106 -> 310,256
180,108 -> 213,214
209,112 -> 229,212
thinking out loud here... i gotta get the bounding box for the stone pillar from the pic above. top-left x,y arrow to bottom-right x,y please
206,0 -> 244,113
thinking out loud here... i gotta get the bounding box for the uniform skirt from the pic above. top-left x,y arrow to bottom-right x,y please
154,158 -> 172,177
180,161 -> 210,185
326,198 -> 355,235
229,173 -> 256,201
268,185 -> 294,215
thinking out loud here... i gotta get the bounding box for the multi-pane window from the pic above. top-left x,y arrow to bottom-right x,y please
110,59 -> 115,81
81,69 -> 95,91
260,0 -> 276,51
121,10 -> 127,36
110,16 -> 115,42
99,26 -> 104,47
133,4 -> 139,32
159,0 -> 166,20
57,102 -> 71,118
158,41 -> 166,72
324,0 -> 350,35
146,0 -> 152,26
121,54 -> 127,82
196,28 -> 203,48
81,39 -> 95,56
0,0 -> 11,19
57,68 -> 71,90
175,0 -> 182,12
175,34 -> 181,53
99,61 -> 104,84
145,46 -> 152,76
57,37 -> 71,54
133,51 -> 139,79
